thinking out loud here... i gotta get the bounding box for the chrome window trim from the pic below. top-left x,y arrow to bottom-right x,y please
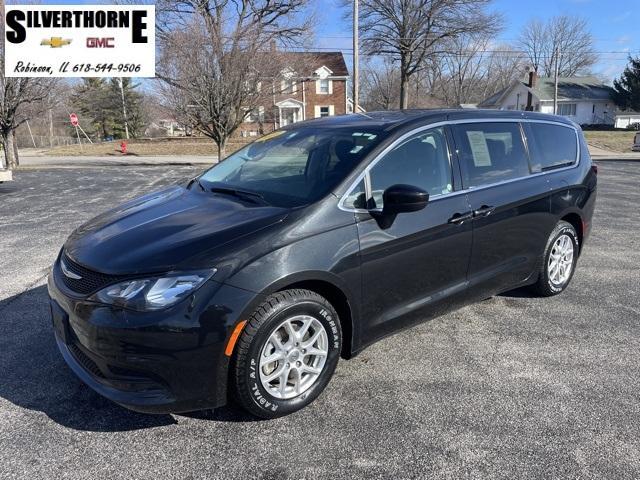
337,118 -> 580,213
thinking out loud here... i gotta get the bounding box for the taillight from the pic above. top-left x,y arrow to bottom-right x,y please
591,164 -> 598,175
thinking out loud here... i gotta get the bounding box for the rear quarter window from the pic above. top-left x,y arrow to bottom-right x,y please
524,123 -> 578,172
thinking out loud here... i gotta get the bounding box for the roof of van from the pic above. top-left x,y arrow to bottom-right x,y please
290,109 -> 576,132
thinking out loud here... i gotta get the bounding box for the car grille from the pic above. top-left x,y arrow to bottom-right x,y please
59,253 -> 126,296
68,342 -> 105,379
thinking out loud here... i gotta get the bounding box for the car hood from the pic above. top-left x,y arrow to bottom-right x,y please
64,185 -> 289,274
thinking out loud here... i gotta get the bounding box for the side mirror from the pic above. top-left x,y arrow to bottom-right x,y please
381,184 -> 429,215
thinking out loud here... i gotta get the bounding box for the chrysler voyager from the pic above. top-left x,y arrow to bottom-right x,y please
48,110 -> 597,418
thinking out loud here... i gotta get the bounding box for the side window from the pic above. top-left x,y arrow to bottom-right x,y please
452,122 -> 530,188
342,179 -> 367,209
524,123 -> 578,173
367,128 -> 453,208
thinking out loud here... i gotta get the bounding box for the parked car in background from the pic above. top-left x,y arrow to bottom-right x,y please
48,110 -> 597,418
632,131 -> 640,151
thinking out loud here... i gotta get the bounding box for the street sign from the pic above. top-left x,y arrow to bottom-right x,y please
69,113 -> 79,127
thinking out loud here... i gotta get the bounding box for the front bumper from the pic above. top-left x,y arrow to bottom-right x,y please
48,266 -> 260,414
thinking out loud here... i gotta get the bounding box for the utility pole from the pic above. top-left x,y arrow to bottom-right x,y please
353,0 -> 359,113
118,78 -> 130,139
553,46 -> 559,115
49,108 -> 54,147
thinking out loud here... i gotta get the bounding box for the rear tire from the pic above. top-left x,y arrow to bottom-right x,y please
530,220 -> 579,297
232,289 -> 341,419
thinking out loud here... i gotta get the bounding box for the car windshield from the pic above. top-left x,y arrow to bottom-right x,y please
198,127 -> 387,208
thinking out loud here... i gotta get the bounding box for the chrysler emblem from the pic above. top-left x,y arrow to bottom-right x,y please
60,259 -> 82,280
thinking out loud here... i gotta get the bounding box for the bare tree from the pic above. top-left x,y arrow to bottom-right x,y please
0,3 -> 57,169
518,15 -> 597,77
155,0 -> 312,159
360,58 -> 400,110
354,0 -> 501,109
484,45 -> 529,93
430,37 -> 529,105
436,33 -> 494,106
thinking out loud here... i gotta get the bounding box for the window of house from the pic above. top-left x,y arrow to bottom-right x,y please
282,78 -> 296,94
367,128 -> 453,208
524,123 -> 577,172
319,79 -> 330,94
451,122 -> 530,188
320,106 -> 330,117
245,110 -> 259,123
244,106 -> 264,123
558,103 -> 577,116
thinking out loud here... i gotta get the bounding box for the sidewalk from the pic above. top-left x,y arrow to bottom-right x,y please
17,155 -> 217,168
588,145 -> 640,161
12,146 -> 640,169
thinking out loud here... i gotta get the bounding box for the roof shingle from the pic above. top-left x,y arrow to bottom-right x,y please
531,76 -> 613,101
287,51 -> 349,77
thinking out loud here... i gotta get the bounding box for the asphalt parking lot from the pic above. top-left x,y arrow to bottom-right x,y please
1,162 -> 639,479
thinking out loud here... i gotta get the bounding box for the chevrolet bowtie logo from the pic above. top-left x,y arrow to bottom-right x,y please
41,37 -> 72,48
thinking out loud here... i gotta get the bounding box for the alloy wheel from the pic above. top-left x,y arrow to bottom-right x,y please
548,234 -> 574,286
259,315 -> 329,400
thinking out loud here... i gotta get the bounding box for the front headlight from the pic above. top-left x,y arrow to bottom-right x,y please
91,269 -> 216,311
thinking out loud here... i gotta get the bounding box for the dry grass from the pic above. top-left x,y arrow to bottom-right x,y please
583,130 -> 638,153
40,131 -> 640,157
43,137 -> 252,157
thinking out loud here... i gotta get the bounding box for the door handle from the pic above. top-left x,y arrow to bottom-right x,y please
473,205 -> 495,218
448,211 -> 474,225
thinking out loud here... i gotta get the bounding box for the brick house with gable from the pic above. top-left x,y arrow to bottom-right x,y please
237,51 -> 351,138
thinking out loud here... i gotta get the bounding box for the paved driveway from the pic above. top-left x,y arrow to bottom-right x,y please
1,162 -> 639,479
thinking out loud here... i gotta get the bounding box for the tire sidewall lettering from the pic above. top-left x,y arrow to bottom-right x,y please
245,300 -> 341,415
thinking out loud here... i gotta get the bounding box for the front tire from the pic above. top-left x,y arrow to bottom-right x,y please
530,220 -> 579,296
232,289 -> 342,419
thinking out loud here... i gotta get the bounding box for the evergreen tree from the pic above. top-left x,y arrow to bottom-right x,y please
71,78 -> 147,139
613,56 -> 640,112
71,79 -> 113,139
107,78 -> 146,138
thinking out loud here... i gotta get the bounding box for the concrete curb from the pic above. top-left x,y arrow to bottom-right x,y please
591,156 -> 640,162
15,162 -> 210,170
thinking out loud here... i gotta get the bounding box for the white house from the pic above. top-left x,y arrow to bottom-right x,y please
479,72 -> 615,126
614,112 -> 640,129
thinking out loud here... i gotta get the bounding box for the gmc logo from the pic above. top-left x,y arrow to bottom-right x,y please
86,37 -> 114,48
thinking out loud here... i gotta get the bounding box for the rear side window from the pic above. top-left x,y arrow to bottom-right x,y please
524,123 -> 578,172
451,122 -> 530,188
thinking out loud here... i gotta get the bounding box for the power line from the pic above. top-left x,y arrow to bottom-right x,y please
316,34 -> 638,43
283,45 -> 639,58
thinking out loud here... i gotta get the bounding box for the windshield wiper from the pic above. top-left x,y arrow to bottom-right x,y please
188,177 -> 206,191
210,186 -> 269,205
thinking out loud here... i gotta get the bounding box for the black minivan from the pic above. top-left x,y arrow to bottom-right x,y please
48,110 -> 597,418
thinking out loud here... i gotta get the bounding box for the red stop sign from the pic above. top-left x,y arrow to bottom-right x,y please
69,113 -> 79,127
